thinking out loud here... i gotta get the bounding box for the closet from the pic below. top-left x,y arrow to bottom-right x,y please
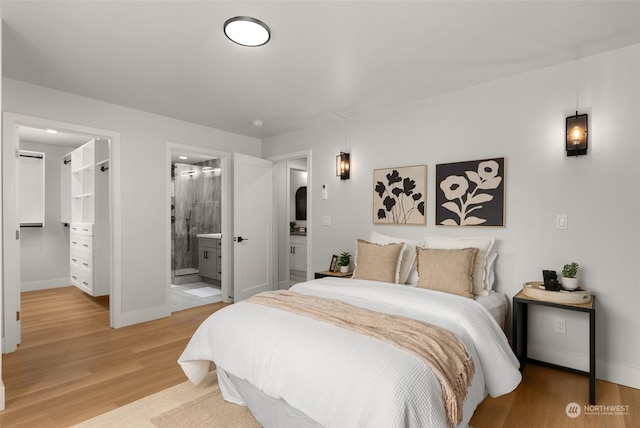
66,139 -> 111,296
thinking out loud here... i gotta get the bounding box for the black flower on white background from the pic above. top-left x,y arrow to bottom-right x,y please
373,165 -> 426,225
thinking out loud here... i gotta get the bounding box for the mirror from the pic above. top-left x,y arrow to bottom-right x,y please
295,186 -> 307,220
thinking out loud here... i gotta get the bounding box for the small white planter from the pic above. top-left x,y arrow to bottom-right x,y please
339,265 -> 349,273
562,276 -> 579,290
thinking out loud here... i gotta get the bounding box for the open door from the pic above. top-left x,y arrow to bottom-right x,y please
233,153 -> 274,301
2,125 -> 21,353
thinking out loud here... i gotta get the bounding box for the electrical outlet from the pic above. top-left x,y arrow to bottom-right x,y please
555,319 -> 566,334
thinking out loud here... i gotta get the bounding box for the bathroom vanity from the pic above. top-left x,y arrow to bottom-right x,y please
197,234 -> 222,281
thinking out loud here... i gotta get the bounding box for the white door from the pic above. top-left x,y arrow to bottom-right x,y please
233,153 -> 274,301
2,125 -> 21,353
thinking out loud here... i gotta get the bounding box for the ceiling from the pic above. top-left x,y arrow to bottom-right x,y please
3,1 -> 640,140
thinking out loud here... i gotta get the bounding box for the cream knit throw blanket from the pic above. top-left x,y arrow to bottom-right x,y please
247,290 -> 474,426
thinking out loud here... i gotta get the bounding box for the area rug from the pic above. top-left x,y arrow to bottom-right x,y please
184,287 -> 222,298
72,371 -> 259,428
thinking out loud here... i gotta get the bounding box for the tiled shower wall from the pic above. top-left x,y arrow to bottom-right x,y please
171,159 -> 222,273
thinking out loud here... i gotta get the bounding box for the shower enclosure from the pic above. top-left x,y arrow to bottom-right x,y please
171,159 -> 222,284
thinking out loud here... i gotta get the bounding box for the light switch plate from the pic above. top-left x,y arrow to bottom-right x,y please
322,216 -> 331,226
556,214 -> 568,230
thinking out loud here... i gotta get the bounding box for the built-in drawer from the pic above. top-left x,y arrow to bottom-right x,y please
71,235 -> 92,253
70,267 -> 81,288
77,274 -> 93,294
79,256 -> 92,275
290,235 -> 307,245
70,222 -> 93,236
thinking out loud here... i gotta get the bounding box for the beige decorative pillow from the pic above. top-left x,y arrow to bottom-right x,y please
415,247 -> 478,299
422,235 -> 495,295
368,231 -> 420,284
352,239 -> 406,284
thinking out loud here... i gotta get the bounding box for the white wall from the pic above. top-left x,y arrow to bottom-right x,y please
3,78 -> 261,325
19,141 -> 72,291
263,44 -> 640,389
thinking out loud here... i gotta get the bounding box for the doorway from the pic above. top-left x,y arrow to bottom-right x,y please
269,150 -> 312,289
2,112 -> 121,354
166,143 -> 231,311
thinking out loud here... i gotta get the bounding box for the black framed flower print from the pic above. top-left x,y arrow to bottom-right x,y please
435,158 -> 505,226
373,165 -> 426,225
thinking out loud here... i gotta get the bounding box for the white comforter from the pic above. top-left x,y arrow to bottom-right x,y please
179,278 -> 522,427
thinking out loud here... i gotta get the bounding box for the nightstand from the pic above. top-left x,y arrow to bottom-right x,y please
314,270 -> 353,279
512,290 -> 596,404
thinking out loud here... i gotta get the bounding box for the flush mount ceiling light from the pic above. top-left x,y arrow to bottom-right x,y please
224,16 -> 270,47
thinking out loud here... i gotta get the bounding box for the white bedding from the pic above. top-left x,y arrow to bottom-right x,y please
179,278 -> 521,427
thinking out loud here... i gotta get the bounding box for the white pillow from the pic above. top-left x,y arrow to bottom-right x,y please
484,250 -> 498,291
369,231 -> 420,284
422,235 -> 495,295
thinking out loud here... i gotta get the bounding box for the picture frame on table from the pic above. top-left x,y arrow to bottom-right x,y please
329,255 -> 339,272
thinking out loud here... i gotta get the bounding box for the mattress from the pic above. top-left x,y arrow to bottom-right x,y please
475,291 -> 509,330
179,278 -> 521,427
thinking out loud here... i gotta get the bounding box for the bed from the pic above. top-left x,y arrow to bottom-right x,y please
179,233 -> 522,428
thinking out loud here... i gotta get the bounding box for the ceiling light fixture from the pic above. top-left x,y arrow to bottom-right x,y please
178,156 -> 188,160
224,16 -> 270,47
252,119 -> 264,127
46,129 -> 58,134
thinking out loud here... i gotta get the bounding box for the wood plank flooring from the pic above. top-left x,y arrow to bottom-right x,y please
1,286 -> 638,427
1,286 -> 224,427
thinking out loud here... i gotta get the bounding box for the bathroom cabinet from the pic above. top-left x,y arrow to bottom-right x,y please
68,139 -> 110,296
199,237 -> 221,280
290,235 -> 307,272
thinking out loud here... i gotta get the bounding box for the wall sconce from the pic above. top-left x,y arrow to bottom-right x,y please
566,112 -> 588,156
336,152 -> 350,180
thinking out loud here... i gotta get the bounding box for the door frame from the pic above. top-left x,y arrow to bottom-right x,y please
268,150 -> 313,286
2,112 -> 122,351
165,142 -> 232,305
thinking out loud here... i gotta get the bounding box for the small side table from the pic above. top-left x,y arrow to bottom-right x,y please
513,290 -> 596,404
314,270 -> 353,279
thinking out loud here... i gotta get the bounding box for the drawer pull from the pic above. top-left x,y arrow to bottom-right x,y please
82,263 -> 89,267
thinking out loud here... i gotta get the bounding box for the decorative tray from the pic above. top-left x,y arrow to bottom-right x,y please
522,281 -> 592,304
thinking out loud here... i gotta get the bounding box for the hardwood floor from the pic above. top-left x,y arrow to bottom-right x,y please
1,286 -> 224,427
1,286 -> 638,427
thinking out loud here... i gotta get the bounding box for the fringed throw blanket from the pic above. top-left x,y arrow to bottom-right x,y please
247,290 -> 474,426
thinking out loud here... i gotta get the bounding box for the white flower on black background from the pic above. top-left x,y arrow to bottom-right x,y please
439,160 -> 502,226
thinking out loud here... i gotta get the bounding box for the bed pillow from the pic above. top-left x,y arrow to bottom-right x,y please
352,239 -> 406,284
368,231 -> 420,284
422,235 -> 495,295
415,247 -> 478,299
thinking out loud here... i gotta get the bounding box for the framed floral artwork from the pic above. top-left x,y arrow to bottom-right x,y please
373,165 -> 426,225
435,158 -> 505,227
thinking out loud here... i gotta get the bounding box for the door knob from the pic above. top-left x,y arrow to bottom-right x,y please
234,236 -> 248,242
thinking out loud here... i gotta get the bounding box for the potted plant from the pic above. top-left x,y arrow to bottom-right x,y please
561,262 -> 579,290
338,252 -> 351,273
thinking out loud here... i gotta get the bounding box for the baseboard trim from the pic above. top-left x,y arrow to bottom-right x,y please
120,305 -> 170,328
528,344 -> 589,372
21,277 -> 71,292
598,359 -> 640,390
527,345 -> 640,389
0,380 -> 5,411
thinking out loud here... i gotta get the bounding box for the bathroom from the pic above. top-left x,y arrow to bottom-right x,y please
171,158 -> 223,310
